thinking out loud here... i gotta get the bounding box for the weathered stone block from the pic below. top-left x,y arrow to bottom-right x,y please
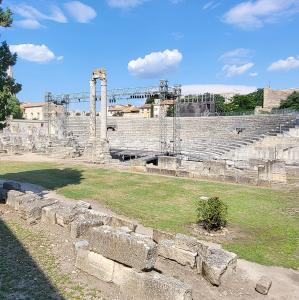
76,249 -> 114,283
106,215 -> 137,232
19,198 -> 57,221
175,233 -> 199,253
56,206 -> 83,228
6,190 -> 25,208
75,200 -> 92,210
89,226 -> 157,271
153,229 -> 174,244
255,276 -> 272,295
74,240 -> 89,251
202,247 -> 237,286
70,214 -> 104,238
113,263 -> 192,300
3,181 -> 21,191
41,204 -> 60,225
158,240 -> 197,268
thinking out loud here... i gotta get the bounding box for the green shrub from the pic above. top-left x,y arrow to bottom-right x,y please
197,197 -> 228,231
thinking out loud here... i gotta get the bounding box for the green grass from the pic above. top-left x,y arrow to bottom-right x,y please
0,161 -> 298,269
0,218 -> 103,299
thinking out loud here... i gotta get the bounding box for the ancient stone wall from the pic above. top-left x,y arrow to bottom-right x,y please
263,87 -> 299,110
0,180 -> 239,299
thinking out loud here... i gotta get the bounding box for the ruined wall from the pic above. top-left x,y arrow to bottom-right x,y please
0,180 -> 239,299
263,87 -> 299,110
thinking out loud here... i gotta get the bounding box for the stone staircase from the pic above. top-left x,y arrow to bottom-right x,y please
66,115 -> 299,162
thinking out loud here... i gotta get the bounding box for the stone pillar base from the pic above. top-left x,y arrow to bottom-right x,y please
83,139 -> 112,164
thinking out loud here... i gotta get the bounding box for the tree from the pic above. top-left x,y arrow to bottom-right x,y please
279,92 -> 299,110
223,89 -> 263,113
0,1 -> 22,128
0,0 -> 12,27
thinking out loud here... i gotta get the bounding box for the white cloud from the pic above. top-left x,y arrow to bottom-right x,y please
219,48 -> 253,65
250,72 -> 258,77
223,0 -> 299,30
182,84 -> 257,95
65,1 -> 97,23
9,44 -> 58,63
128,49 -> 183,78
268,56 -> 299,71
203,1 -> 220,10
222,63 -> 254,77
13,4 -> 67,23
107,0 -> 147,9
15,19 -> 42,29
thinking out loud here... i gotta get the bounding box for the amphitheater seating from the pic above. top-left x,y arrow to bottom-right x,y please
66,115 -> 298,161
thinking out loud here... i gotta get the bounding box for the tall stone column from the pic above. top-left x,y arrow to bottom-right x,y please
89,79 -> 96,140
100,77 -> 108,141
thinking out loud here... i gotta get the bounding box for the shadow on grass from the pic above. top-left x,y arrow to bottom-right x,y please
0,218 -> 65,299
0,168 -> 83,191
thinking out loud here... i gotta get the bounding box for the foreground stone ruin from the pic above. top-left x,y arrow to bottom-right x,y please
0,180 -> 239,299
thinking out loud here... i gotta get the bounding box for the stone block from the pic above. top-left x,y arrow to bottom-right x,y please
89,225 -> 157,271
6,190 -> 25,208
70,213 -> 104,238
41,204 -> 60,225
76,249 -> 114,283
153,229 -> 174,244
158,240 -> 197,268
75,200 -> 92,210
175,233 -> 199,253
3,181 -> 21,191
74,240 -> 89,251
113,263 -> 192,300
19,198 -> 58,222
56,206 -> 83,228
106,215 -> 137,232
202,248 -> 237,286
255,276 -> 272,295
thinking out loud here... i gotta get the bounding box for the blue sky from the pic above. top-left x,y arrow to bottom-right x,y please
2,0 -> 299,104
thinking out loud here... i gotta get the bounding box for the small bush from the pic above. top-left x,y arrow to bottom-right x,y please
197,197 -> 228,231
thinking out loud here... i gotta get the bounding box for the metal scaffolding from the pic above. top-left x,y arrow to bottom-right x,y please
45,80 -> 182,156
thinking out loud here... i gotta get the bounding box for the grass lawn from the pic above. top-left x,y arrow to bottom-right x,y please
0,161 -> 298,269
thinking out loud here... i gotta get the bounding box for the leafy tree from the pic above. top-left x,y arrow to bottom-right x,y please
166,104 -> 174,117
0,1 -> 22,128
0,0 -> 12,27
223,89 -> 263,113
279,92 -> 299,110
214,94 -> 228,113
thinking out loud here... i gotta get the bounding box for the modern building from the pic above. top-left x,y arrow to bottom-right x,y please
21,102 -> 64,120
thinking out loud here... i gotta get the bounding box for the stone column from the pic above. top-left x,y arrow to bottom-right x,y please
89,79 -> 96,140
100,77 -> 108,141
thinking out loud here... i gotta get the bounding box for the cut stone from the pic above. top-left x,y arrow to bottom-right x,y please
153,229 -> 174,244
175,233 -> 199,253
89,225 -> 157,271
158,240 -> 197,268
3,181 -> 21,191
106,215 -> 137,232
19,198 -> 58,221
70,213 -> 104,238
113,262 -> 193,300
75,200 -> 92,210
56,205 -> 84,228
202,247 -> 237,286
74,240 -> 89,251
76,249 -> 114,283
41,204 -> 61,225
6,190 -> 25,208
255,276 -> 272,295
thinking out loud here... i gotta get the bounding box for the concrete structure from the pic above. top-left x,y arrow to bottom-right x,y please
20,102 -> 64,121
263,87 -> 299,110
139,104 -> 152,118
